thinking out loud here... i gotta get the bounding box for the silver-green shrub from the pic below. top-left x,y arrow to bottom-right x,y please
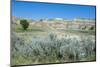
11,33 -> 96,65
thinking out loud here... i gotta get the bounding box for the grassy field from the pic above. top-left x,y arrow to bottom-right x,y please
11,21 -> 96,66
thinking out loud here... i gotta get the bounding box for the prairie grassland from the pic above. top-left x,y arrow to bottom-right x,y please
11,20 -> 96,66
11,31 -> 96,66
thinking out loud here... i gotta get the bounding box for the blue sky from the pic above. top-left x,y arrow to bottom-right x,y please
12,0 -> 96,20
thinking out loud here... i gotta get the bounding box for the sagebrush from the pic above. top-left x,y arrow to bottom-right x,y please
11,32 -> 96,65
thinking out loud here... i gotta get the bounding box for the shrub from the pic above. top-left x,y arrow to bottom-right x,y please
20,19 -> 29,30
11,33 -> 96,65
89,26 -> 95,30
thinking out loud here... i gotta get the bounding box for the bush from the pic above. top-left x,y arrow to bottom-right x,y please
89,26 -> 95,30
20,19 -> 29,30
11,33 -> 96,65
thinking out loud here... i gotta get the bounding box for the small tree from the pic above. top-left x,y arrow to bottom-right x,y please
20,19 -> 29,30
89,26 -> 94,30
